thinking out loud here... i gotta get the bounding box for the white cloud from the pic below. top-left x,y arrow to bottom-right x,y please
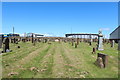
43,33 -> 54,37
101,28 -> 110,31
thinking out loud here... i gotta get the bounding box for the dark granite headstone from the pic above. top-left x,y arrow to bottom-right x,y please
3,37 -> 10,53
0,35 -> 2,48
92,47 -> 96,54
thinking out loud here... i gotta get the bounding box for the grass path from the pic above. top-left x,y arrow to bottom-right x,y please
52,43 -> 66,78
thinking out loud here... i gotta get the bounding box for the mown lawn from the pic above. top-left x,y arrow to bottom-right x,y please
1,41 -> 118,78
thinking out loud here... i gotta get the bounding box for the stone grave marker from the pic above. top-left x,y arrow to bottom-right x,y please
75,43 -> 77,48
15,38 -> 18,44
118,40 -> 120,51
77,38 -> 79,45
3,37 -> 10,53
95,53 -> 108,68
92,47 -> 96,54
97,30 -> 104,50
32,33 -> 34,43
95,57 -> 104,68
72,41 -> 74,46
13,38 -> 16,43
89,42 -> 92,46
0,35 -> 2,48
111,40 -> 115,48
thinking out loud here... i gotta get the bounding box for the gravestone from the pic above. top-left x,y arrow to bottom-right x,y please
13,38 -> 16,43
3,37 -> 10,53
32,33 -> 34,43
72,41 -> 74,46
11,39 -> 13,43
0,35 -> 2,48
111,40 -> 115,48
77,38 -> 79,45
89,42 -> 92,46
96,53 -> 108,68
92,47 -> 96,54
97,30 -> 104,50
45,39 -> 47,43
75,43 -> 77,48
22,39 -> 25,42
15,39 -> 18,44
95,57 -> 104,68
118,40 -> 120,51
89,35 -> 92,46
33,41 -> 35,46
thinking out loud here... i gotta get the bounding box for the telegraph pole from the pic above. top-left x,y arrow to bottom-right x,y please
13,27 -> 14,35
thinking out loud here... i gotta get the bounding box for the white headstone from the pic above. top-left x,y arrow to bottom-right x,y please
97,30 -> 104,50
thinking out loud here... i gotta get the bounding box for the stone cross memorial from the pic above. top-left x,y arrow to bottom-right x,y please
97,30 -> 104,50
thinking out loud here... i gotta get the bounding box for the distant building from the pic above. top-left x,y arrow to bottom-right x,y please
110,26 -> 120,42
27,33 -> 44,37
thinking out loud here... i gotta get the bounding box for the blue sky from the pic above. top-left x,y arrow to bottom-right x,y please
2,2 -> 118,38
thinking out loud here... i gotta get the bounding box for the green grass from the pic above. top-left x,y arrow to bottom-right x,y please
1,41 -> 118,78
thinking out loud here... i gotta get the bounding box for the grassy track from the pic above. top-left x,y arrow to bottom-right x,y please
2,41 -> 118,78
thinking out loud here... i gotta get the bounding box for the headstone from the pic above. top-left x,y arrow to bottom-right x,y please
89,35 -> 92,46
3,37 -> 10,53
32,33 -> 34,43
45,39 -> 47,43
89,42 -> 92,46
15,39 -> 18,44
33,41 -> 35,46
92,47 -> 96,54
97,53 -> 108,68
77,38 -> 79,45
97,30 -> 104,50
95,57 -> 104,68
72,41 -> 74,46
22,39 -> 25,42
13,38 -> 16,43
0,35 -> 2,48
11,39 -> 13,43
118,40 -> 120,51
111,40 -> 115,48
75,43 -> 77,48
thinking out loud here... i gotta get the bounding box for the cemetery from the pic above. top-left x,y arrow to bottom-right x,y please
0,30 -> 118,78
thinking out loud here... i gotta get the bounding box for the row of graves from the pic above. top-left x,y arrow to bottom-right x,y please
0,31 -> 119,69
66,30 -> 119,68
